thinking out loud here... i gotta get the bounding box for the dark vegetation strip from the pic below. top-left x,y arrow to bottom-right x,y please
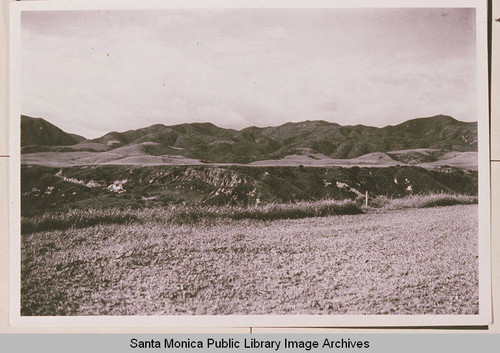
367,194 -> 478,210
169,200 -> 363,224
21,200 -> 362,234
21,211 -> 140,235
20,194 -> 477,235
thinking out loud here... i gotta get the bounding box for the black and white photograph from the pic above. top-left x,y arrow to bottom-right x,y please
9,0 -> 490,326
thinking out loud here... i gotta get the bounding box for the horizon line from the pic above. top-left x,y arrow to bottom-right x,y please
21,113 -> 476,141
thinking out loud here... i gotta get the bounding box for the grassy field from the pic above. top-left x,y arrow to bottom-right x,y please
21,202 -> 478,316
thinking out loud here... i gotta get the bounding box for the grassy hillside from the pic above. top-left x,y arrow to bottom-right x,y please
21,165 -> 478,217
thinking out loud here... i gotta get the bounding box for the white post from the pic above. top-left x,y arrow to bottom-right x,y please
365,190 -> 368,207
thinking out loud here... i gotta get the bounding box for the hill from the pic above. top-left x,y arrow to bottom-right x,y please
21,114 -> 477,165
21,115 -> 85,147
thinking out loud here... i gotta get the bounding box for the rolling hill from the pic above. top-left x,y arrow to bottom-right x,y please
21,114 -> 477,167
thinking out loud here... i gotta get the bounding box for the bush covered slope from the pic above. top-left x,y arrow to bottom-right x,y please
21,165 -> 477,216
21,115 -> 477,163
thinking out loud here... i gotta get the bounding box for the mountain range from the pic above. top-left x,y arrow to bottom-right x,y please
20,114 -> 477,168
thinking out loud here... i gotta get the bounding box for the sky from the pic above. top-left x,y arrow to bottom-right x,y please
21,8 -> 477,139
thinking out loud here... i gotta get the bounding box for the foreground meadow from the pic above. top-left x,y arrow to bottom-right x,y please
21,203 -> 478,316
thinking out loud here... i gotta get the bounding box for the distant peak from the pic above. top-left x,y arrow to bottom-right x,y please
415,114 -> 458,122
430,114 -> 457,121
282,120 -> 338,127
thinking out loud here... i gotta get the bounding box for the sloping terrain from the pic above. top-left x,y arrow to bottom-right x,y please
21,115 -> 477,166
21,115 -> 85,147
21,165 -> 478,216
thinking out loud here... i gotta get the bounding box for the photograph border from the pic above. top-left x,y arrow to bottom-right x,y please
8,0 -> 492,327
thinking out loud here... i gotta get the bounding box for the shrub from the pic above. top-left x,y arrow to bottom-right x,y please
379,193 -> 477,210
368,195 -> 390,208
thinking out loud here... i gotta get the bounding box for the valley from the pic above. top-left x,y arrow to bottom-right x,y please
19,113 -> 480,316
